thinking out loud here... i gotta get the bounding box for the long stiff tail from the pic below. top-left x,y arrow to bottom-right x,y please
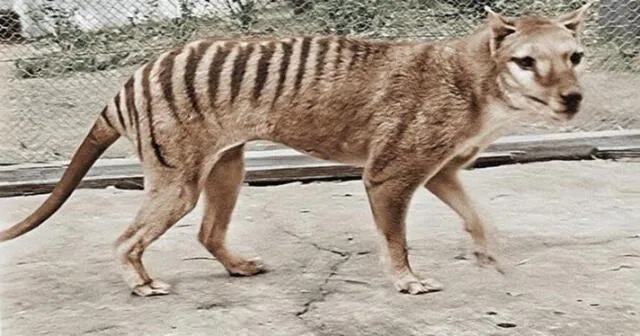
0,115 -> 120,242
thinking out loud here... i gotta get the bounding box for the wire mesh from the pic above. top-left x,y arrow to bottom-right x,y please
0,0 -> 638,164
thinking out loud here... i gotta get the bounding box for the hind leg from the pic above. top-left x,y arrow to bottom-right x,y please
198,145 -> 265,276
114,177 -> 199,296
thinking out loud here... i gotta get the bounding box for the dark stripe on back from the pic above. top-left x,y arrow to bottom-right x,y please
314,38 -> 330,83
184,41 -> 212,118
272,40 -> 294,107
293,37 -> 312,97
347,41 -> 360,72
113,92 -> 126,132
142,63 -> 173,168
159,48 -> 183,123
230,43 -> 255,105
362,42 -> 371,61
100,107 -> 114,129
334,37 -> 344,72
124,76 -> 143,160
253,42 -> 275,102
208,43 -> 233,109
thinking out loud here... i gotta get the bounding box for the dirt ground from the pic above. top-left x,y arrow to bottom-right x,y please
1,41 -> 640,164
1,160 -> 639,335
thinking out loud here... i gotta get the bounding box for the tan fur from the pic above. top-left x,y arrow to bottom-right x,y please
0,5 -> 591,296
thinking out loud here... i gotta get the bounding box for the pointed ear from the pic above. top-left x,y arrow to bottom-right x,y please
485,6 -> 516,55
556,2 -> 591,34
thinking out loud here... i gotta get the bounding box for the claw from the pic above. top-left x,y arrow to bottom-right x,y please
473,249 -> 505,274
228,257 -> 267,277
132,280 -> 172,296
419,277 -> 444,291
394,273 -> 443,295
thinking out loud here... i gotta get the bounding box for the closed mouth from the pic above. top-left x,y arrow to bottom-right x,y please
558,109 -> 578,119
562,105 -> 579,116
525,95 -> 548,106
551,108 -> 579,121
524,95 -> 575,121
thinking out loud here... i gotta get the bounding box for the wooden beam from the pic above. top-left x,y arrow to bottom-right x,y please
592,146 -> 640,160
1,130 -> 639,197
488,129 -> 640,162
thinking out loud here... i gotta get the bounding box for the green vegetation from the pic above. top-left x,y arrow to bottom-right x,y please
10,0 -> 639,79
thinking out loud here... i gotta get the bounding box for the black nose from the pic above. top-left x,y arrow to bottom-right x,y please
561,92 -> 583,113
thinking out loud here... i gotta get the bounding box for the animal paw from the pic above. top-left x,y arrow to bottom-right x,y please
418,276 -> 444,292
228,257 -> 266,277
132,279 -> 171,297
394,273 -> 443,295
473,248 -> 504,274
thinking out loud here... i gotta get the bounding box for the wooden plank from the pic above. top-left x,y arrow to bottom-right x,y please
0,176 -> 144,198
246,164 -> 363,185
0,152 -> 513,197
487,129 -> 640,162
1,130 -> 639,198
489,129 -> 640,146
592,146 -> 640,160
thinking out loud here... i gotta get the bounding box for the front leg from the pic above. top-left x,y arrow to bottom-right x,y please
425,167 -> 503,273
363,166 -> 443,295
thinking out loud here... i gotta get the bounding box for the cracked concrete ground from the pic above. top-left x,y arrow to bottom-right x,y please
1,160 -> 639,335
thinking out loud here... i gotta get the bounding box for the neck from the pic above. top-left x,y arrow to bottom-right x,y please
459,27 -> 503,97
442,28 -> 520,131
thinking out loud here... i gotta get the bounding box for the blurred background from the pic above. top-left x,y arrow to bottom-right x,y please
0,0 -> 638,164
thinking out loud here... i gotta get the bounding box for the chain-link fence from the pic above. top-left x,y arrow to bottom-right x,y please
0,0 -> 638,164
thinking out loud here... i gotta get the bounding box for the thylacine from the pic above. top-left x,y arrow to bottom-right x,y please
1,5 -> 590,296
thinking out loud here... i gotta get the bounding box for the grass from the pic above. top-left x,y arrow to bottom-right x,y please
9,0 -> 640,79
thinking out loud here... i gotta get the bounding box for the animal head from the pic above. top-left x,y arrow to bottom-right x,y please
486,4 -> 591,122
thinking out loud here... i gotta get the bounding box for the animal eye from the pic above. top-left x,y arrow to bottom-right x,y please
512,56 -> 535,70
570,52 -> 583,65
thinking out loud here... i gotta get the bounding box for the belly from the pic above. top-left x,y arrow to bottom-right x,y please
270,130 -> 369,166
